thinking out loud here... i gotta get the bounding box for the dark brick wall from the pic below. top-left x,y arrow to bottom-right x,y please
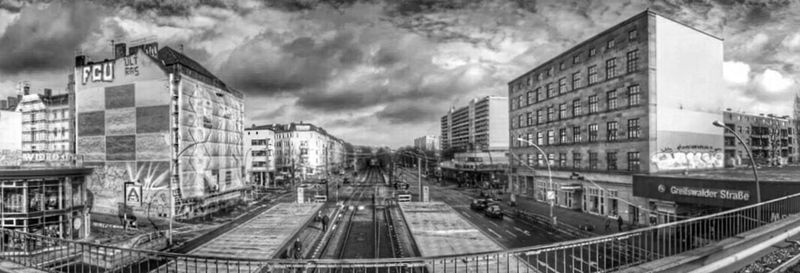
105,84 -> 135,109
78,111 -> 105,136
136,105 -> 170,133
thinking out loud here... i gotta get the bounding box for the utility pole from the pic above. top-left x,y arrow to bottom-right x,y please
418,157 -> 422,201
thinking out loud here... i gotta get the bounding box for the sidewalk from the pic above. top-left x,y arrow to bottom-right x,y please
397,167 -> 626,237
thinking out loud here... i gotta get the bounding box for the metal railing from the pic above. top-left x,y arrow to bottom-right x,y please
4,191 -> 800,273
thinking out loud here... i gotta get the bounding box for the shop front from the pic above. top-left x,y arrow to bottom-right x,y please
0,167 -> 93,251
533,179 -> 583,210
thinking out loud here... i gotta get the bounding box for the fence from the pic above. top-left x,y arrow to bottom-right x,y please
3,191 -> 800,273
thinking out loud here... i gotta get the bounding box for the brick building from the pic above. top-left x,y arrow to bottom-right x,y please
507,10 -> 726,225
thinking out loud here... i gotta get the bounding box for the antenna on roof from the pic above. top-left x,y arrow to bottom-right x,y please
180,44 -> 184,53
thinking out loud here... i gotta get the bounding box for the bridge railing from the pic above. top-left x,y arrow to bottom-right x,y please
3,191 -> 800,273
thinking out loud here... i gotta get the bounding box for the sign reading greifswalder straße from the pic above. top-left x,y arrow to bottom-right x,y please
634,175 -> 761,208
663,185 -> 750,201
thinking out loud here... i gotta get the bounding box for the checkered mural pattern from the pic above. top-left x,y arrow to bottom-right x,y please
77,80 -> 172,215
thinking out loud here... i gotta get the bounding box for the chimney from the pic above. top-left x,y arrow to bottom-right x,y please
75,55 -> 86,67
43,88 -> 52,97
23,85 -> 29,96
114,42 -> 127,59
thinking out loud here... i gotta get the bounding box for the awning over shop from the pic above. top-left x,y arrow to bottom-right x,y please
559,184 -> 583,192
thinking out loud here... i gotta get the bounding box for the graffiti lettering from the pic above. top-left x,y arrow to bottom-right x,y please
651,149 -> 724,171
124,55 -> 139,76
81,61 -> 114,84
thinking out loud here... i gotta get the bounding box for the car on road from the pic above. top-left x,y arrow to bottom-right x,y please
484,203 -> 503,219
470,198 -> 494,211
342,177 -> 350,184
313,195 -> 328,203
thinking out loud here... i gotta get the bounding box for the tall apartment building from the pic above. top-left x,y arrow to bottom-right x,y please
18,88 -> 74,167
414,135 -> 440,151
507,10 -> 725,224
440,96 -> 509,151
74,42 -> 245,219
268,123 -> 348,180
722,110 -> 798,165
244,125 -> 276,187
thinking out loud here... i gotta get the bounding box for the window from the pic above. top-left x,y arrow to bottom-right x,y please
560,62 -> 566,71
527,91 -> 535,104
628,119 -> 640,139
588,65 -> 599,84
589,152 -> 598,170
572,153 -> 582,169
573,54 -> 580,64
537,132 -> 544,145
518,114 -> 525,128
558,103 -> 567,120
589,124 -> 598,142
606,58 -> 618,79
629,29 -> 638,41
537,153 -> 544,166
547,83 -> 556,98
607,90 -> 617,110
527,133 -> 533,147
559,77 -> 567,94
559,153 -> 567,167
537,73 -> 543,81
536,88 -> 543,102
607,39 -> 615,49
607,121 -> 618,141
518,95 -> 524,108
548,153 -> 555,166
628,85 -> 641,106
572,99 -> 582,116
526,112 -> 534,126
572,126 -> 581,143
547,106 -> 554,121
589,47 -> 596,57
626,49 -> 639,73
572,71 -> 581,89
589,95 -> 598,113
607,152 -> 617,170
510,97 -> 516,110
547,130 -> 555,145
537,109 -> 545,124
628,152 -> 640,171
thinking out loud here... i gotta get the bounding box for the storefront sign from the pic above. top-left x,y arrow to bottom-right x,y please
663,185 -> 750,201
22,152 -> 74,162
81,61 -> 114,84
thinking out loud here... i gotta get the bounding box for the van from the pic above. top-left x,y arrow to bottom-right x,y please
397,194 -> 412,202
313,195 -> 328,203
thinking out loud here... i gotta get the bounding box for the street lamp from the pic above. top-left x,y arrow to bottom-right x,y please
713,120 -> 761,205
516,138 -> 555,224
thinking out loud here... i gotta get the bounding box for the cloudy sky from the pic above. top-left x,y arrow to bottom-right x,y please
0,0 -> 798,147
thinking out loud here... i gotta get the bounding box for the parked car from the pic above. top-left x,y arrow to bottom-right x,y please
470,198 -> 494,211
484,203 -> 503,219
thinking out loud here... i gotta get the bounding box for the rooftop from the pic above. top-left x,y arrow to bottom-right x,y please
644,166 -> 800,182
157,47 -> 243,98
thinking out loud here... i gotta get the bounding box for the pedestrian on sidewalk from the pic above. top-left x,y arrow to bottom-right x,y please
617,215 -> 624,232
322,214 -> 329,232
604,218 -> 611,232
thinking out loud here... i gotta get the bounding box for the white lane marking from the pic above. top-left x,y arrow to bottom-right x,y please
504,230 -> 517,238
460,211 -> 472,218
487,228 -> 503,239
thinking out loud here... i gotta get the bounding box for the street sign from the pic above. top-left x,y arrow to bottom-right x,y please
546,190 -> 555,201
423,186 -> 430,202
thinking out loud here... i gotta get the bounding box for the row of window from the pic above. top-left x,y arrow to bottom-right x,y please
512,51 -> 640,112
517,151 -> 641,171
511,29 -> 640,94
512,85 -> 641,129
514,119 -> 641,147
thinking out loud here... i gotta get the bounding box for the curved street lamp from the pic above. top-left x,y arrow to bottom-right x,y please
516,138 -> 555,224
712,120 -> 760,205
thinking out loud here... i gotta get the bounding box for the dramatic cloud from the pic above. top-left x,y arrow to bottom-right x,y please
0,2 -> 102,74
2,0 -> 800,147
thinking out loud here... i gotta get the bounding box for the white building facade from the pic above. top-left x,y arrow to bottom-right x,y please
244,126 -> 276,187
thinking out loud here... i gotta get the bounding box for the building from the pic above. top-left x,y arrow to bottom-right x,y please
268,122 -> 348,181
440,96 -> 509,152
0,167 -> 93,244
414,135 -> 440,151
722,110 -> 798,166
507,10 -> 725,225
0,110 -> 22,155
18,88 -> 75,167
74,42 -> 245,219
244,125 -> 276,187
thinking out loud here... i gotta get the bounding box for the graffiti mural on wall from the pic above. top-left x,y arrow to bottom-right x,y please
86,161 -> 170,216
650,145 -> 724,171
0,149 -> 21,167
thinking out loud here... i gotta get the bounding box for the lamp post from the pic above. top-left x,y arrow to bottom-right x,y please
516,138 -> 555,224
713,120 -> 761,208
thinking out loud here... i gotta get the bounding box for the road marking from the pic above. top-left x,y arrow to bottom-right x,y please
487,228 -> 503,239
504,230 -> 517,238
